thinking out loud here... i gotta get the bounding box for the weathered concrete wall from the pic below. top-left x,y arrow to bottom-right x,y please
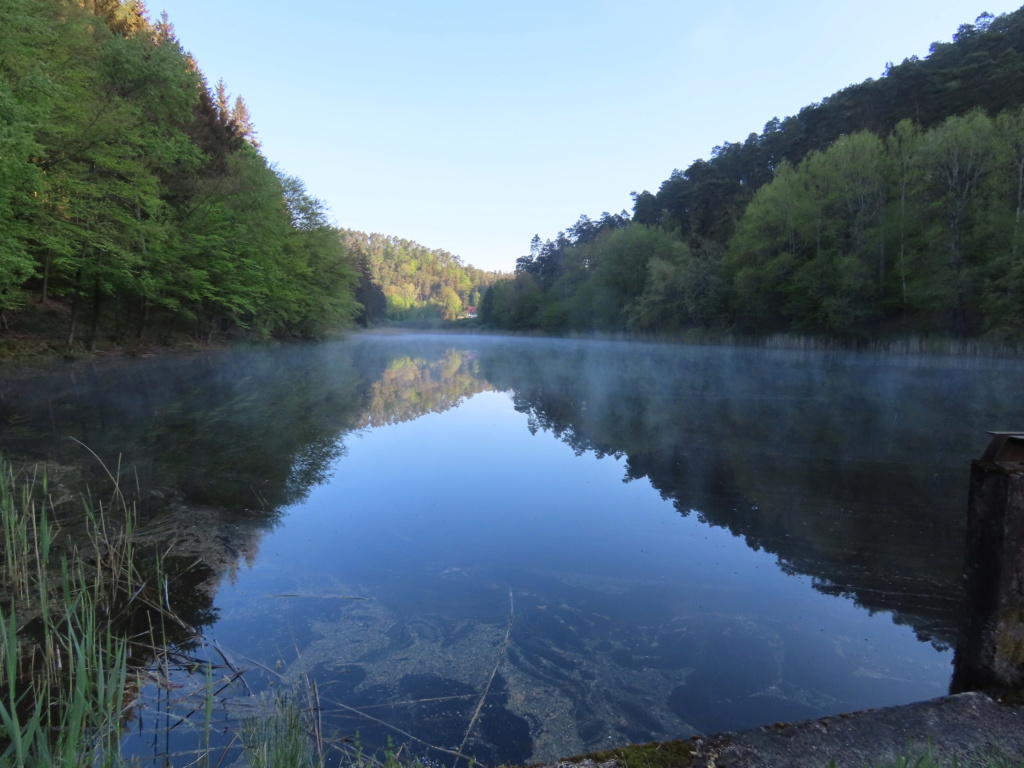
543,693 -> 1024,768
952,433 -> 1024,693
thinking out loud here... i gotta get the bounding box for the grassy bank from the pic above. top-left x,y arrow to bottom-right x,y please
0,460 -> 140,766
0,460 -> 331,767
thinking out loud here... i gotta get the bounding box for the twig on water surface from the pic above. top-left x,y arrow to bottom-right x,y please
353,693 -> 479,711
212,640 -> 254,695
211,640 -> 240,674
455,588 -> 515,768
316,695 -> 482,767
309,676 -> 325,763
249,484 -> 268,509
217,649 -> 290,683
212,732 -> 240,768
263,593 -> 367,600
167,669 -> 246,730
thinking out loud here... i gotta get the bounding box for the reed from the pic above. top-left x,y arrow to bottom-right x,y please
0,457 -> 175,767
0,548 -> 132,767
242,691 -> 327,768
0,459 -> 341,767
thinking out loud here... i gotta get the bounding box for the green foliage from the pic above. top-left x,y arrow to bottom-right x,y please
724,110 -> 1024,338
242,692 -> 326,768
727,133 -> 888,335
493,109 -> 1024,340
484,273 -> 544,329
489,222 -> 724,335
638,8 -> 1024,247
584,225 -> 671,329
0,461 -> 164,767
916,111 -> 997,333
340,230 -> 501,323
485,8 -> 1024,342
627,238 -> 728,332
0,0 -> 51,317
0,0 -> 361,345
983,108 -> 1024,339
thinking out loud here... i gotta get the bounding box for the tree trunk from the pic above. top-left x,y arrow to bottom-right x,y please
66,263 -> 85,348
87,278 -> 101,352
40,254 -> 50,303
136,301 -> 149,342
1013,156 -> 1024,267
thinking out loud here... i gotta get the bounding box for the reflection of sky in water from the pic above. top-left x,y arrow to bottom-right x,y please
207,388 -> 951,763
5,337 -> 1017,765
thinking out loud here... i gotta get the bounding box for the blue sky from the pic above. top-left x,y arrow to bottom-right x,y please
157,1 -> 1020,273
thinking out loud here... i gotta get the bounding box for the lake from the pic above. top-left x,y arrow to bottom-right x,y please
2,334 -> 1021,766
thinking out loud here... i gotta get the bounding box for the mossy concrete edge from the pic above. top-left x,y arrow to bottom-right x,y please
526,692 -> 1024,768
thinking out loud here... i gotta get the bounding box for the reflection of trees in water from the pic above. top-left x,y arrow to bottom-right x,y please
358,349 -> 492,428
0,340 -> 480,757
0,344 -> 377,512
4,336 -> 1016,651
478,340 -> 1024,647
0,340 -> 492,625
4,336 -> 1012,758
0,343 -> 386,664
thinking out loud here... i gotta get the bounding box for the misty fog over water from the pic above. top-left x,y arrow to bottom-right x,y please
2,334 -> 1022,765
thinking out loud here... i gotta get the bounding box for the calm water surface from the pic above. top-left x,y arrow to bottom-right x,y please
3,334 -> 1022,765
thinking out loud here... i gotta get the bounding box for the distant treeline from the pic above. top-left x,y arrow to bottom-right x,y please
485,9 -> 1024,340
342,230 -> 504,324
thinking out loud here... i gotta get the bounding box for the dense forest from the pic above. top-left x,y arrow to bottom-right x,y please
0,0 -> 369,346
0,0 -> 503,349
341,231 -> 503,324
9,0 -> 1018,345
486,8 -> 1024,341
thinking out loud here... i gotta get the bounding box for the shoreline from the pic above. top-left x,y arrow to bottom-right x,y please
542,692 -> 1024,768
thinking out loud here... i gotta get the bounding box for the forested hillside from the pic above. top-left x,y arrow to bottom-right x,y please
341,230 -> 503,324
0,0 -> 364,347
487,8 -> 1024,340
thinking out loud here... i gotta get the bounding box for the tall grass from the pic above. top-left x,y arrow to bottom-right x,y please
242,691 -> 326,768
0,459 -> 153,767
0,459 -> 339,767
0,457 -> 207,766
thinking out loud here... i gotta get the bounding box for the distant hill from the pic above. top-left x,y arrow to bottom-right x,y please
341,230 -> 504,325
